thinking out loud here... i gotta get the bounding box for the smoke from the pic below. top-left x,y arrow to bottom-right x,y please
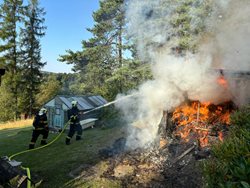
201,0 -> 250,105
202,0 -> 250,71
115,0 -> 250,150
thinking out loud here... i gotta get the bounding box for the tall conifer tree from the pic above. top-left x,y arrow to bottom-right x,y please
59,0 -> 128,98
0,0 -> 24,120
20,0 -> 46,116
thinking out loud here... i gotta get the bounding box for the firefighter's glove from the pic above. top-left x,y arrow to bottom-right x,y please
33,126 -> 38,130
70,115 -> 77,121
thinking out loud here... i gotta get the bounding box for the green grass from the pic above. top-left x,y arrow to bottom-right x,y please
0,120 -> 126,188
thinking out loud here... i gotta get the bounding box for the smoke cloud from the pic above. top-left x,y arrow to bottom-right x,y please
115,0 -> 250,150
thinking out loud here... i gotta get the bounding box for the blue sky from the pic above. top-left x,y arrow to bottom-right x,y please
40,0 -> 100,73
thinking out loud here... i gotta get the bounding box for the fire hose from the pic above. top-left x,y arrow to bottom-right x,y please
6,94 -> 137,188
7,120 -> 70,188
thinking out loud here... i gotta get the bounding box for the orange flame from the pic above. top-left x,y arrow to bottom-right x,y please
172,101 -> 232,147
198,130 -> 209,148
217,75 -> 228,88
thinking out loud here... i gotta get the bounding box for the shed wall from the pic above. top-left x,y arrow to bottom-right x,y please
44,95 -> 107,129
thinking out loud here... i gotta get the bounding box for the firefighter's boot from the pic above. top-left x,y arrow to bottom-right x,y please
41,139 -> 47,145
76,135 -> 82,141
65,137 -> 71,145
29,143 -> 35,149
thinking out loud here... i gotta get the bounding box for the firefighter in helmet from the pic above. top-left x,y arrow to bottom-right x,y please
29,108 -> 49,149
65,100 -> 82,145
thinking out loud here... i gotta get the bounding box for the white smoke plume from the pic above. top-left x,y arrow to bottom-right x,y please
201,0 -> 250,105
202,0 -> 250,71
115,0 -> 250,150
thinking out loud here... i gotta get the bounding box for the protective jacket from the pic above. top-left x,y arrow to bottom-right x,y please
68,106 -> 80,124
29,113 -> 49,149
33,113 -> 48,129
66,106 -> 82,144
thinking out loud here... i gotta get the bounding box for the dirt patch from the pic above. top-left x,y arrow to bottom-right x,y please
114,164 -> 134,178
96,136 -> 206,188
68,135 -> 206,187
71,117 -> 217,188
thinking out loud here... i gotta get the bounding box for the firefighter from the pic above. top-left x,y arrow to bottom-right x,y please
29,108 -> 49,149
65,100 -> 82,145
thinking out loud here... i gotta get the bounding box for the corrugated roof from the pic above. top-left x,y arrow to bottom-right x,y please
71,97 -> 93,110
96,95 -> 108,104
50,95 -> 107,110
59,97 -> 71,108
88,96 -> 106,106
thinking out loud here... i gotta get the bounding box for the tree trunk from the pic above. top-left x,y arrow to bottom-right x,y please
118,24 -> 123,67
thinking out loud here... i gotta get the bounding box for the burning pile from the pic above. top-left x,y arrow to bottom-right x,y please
170,70 -> 236,148
172,100 -> 235,147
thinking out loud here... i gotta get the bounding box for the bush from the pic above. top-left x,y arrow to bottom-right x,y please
203,106 -> 250,188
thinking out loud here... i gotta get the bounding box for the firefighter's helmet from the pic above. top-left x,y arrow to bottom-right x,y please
39,107 -> 47,115
71,100 -> 78,107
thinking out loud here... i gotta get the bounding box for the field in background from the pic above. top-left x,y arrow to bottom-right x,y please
0,119 -> 33,130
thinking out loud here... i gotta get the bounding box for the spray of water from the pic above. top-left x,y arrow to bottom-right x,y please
115,0 -> 250,150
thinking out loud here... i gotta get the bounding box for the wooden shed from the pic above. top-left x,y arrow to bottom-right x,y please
44,95 -> 107,130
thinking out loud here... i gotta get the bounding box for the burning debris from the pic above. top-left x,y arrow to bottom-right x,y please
94,99 -> 237,187
108,69 -> 240,187
172,100 -> 236,148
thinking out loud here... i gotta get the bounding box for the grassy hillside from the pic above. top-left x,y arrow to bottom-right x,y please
0,118 -> 126,188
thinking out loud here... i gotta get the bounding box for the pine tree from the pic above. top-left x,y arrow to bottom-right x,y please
59,0 -> 129,99
19,0 -> 46,116
90,0 -> 125,68
169,0 -> 211,53
0,0 -> 25,120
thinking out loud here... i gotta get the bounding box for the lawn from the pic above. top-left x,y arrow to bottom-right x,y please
0,118 -> 126,188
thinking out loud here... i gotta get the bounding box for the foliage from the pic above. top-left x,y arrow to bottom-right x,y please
169,0 -> 212,53
19,0 -> 46,116
0,0 -> 46,121
57,0 -> 213,101
0,0 -> 25,119
203,106 -> 250,188
35,74 -> 61,109
59,0 -> 142,100
55,72 -> 80,95
0,80 -> 16,121
58,50 -> 88,73
106,60 -> 152,100
230,106 -> 250,131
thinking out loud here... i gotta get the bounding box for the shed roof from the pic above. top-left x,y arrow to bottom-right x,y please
45,95 -> 107,111
71,96 -> 93,110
